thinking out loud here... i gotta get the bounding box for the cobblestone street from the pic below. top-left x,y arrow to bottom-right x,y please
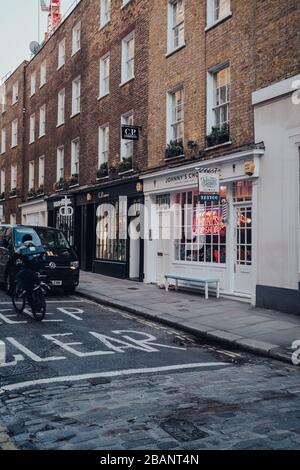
0,292 -> 300,450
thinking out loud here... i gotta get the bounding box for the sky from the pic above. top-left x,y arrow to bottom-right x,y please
0,0 -> 77,81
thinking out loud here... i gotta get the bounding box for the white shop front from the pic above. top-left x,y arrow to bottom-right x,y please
142,148 -> 264,304
20,198 -> 48,227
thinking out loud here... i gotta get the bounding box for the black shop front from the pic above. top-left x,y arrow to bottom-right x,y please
75,178 -> 144,281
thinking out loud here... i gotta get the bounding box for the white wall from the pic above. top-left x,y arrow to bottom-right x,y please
254,94 -> 300,290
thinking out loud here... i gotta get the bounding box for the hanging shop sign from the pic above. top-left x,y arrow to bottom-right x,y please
243,161 -> 255,176
57,196 -> 74,217
198,168 -> 220,202
122,125 -> 139,141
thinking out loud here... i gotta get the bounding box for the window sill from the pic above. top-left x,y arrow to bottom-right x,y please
39,83 -> 46,89
121,0 -> 132,10
205,12 -> 233,32
118,169 -> 134,175
97,92 -> 110,101
71,48 -> 80,58
204,141 -> 232,151
96,175 -> 109,181
70,112 -> 80,119
12,100 -> 18,106
99,20 -> 110,31
165,154 -> 185,161
29,141 -> 35,145
119,77 -> 135,88
56,122 -> 64,128
165,43 -> 186,59
38,134 -> 45,140
11,145 -> 17,149
57,64 -> 65,71
69,183 -> 79,188
9,195 -> 17,199
30,93 -> 36,98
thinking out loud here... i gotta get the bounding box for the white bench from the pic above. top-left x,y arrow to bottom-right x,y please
164,274 -> 220,300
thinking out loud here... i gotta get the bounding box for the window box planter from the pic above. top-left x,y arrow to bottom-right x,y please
37,185 -> 44,195
27,188 -> 36,199
165,139 -> 184,159
118,156 -> 132,173
55,178 -> 68,191
97,162 -> 108,178
9,188 -> 17,198
0,192 -> 5,200
68,173 -> 79,186
206,124 -> 230,148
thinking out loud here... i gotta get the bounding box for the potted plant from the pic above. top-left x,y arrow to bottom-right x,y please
165,139 -> 184,159
69,173 -> 79,186
0,192 -> 5,200
206,123 -> 230,147
37,184 -> 44,195
97,162 -> 108,178
55,177 -> 65,191
27,188 -> 36,199
118,156 -> 133,173
9,188 -> 17,197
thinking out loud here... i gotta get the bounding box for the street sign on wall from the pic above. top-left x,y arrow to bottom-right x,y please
121,125 -> 139,141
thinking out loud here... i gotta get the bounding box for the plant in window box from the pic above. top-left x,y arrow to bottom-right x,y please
206,123 -> 230,148
118,156 -> 133,173
9,188 -> 17,197
69,173 -> 79,186
0,192 -> 5,200
97,162 -> 108,178
55,178 -> 65,191
37,184 -> 44,195
27,188 -> 36,199
165,139 -> 184,159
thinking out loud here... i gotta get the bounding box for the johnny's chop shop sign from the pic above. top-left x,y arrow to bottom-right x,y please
198,168 -> 220,202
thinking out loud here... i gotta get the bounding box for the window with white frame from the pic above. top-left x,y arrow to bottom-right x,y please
0,169 -> 5,195
121,31 -> 134,84
10,214 -> 16,225
30,72 -> 36,96
72,22 -> 81,55
12,81 -> 18,104
121,112 -> 134,162
11,164 -> 17,190
207,64 -> 230,135
207,0 -> 231,28
100,0 -> 111,27
58,39 -> 66,69
98,124 -> 109,166
57,89 -> 65,126
11,119 -> 18,147
29,114 -> 35,143
40,60 -> 47,87
28,161 -> 35,190
72,77 -> 81,116
174,189 -> 227,264
167,86 -> 184,144
1,128 -> 6,154
0,84 -> 6,113
71,138 -> 80,176
56,147 -> 64,181
167,0 -> 185,53
99,53 -> 110,97
39,156 -> 45,187
39,104 -> 46,137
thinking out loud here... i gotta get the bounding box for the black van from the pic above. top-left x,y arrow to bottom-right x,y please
0,225 -> 79,294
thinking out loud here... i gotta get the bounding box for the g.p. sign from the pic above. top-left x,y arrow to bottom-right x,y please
122,125 -> 139,141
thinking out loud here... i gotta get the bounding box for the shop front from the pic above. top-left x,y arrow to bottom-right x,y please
75,179 -> 144,280
20,198 -> 48,227
142,148 -> 264,304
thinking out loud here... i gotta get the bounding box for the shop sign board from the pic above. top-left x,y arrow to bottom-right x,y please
198,168 -> 220,202
122,125 -> 139,141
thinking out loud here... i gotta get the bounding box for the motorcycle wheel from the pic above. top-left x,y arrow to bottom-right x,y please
12,285 -> 26,314
30,290 -> 46,321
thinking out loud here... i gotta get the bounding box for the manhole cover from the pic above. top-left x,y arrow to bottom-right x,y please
161,418 -> 208,442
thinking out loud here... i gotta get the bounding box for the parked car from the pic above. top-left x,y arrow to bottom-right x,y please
0,225 -> 79,295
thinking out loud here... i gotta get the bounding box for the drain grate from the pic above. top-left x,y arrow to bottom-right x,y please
161,418 -> 208,442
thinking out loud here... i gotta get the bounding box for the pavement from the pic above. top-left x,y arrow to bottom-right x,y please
78,271 -> 300,365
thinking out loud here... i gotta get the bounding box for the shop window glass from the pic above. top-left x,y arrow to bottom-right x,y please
233,181 -> 252,202
174,190 -> 227,264
96,199 -> 127,262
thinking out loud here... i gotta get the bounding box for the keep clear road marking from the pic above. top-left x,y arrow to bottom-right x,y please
0,362 -> 231,393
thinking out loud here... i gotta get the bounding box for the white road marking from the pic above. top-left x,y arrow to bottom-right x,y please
0,362 -> 231,392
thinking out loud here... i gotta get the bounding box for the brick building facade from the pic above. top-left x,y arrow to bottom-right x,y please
0,0 -> 299,294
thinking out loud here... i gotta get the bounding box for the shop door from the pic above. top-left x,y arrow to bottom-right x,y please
234,205 -> 253,295
156,195 -> 171,284
128,201 -> 141,280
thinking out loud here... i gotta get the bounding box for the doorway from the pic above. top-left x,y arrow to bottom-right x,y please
234,204 -> 253,295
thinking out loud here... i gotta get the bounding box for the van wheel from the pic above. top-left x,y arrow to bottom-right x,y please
64,286 -> 76,295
